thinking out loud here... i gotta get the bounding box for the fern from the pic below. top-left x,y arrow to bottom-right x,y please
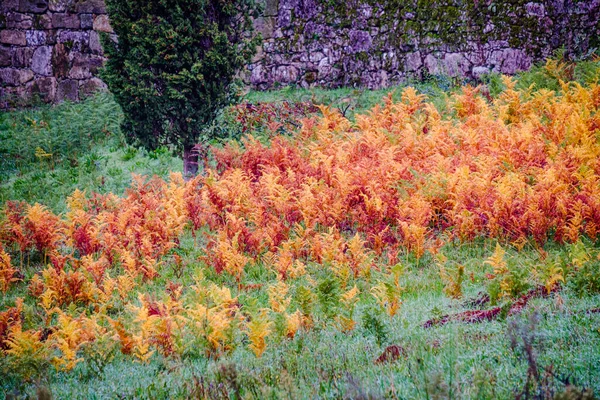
437,253 -> 465,299
362,307 -> 388,347
4,325 -> 51,382
246,309 -> 273,358
316,276 -> 341,320
294,285 -> 316,328
337,285 -> 360,333
268,280 -> 291,313
0,247 -> 19,293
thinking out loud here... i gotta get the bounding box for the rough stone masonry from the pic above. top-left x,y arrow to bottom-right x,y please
1,0 -> 112,108
1,0 -> 599,108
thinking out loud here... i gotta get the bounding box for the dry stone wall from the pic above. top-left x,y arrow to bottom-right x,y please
0,0 -> 111,108
249,0 -> 600,89
1,0 -> 599,108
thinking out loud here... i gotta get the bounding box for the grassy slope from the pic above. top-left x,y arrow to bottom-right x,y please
1,59 -> 600,399
0,94 -> 181,214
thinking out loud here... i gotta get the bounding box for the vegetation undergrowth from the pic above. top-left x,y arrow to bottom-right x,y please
0,94 -> 181,213
0,57 -> 599,399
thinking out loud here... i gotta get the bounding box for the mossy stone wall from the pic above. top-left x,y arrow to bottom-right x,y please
1,0 -> 599,107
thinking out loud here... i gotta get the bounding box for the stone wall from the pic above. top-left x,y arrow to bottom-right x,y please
1,0 -> 599,108
0,0 -> 112,108
249,0 -> 600,89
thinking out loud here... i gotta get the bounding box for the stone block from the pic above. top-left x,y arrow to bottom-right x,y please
76,0 -> 106,13
68,53 -> 92,79
254,16 -> 276,40
0,30 -> 27,46
57,31 -> 89,52
89,30 -> 103,54
295,0 -> 318,19
26,30 -> 47,46
472,66 -> 490,79
0,68 -> 34,86
2,0 -> 20,12
0,47 -> 13,67
358,4 -> 372,19
93,14 -> 112,33
48,0 -> 70,12
526,3 -> 546,17
308,51 -> 324,63
31,45 -> 52,75
424,54 -> 442,75
52,13 -> 80,29
32,76 -> 56,101
45,29 -> 58,44
251,45 -> 264,63
263,0 -> 279,16
250,64 -> 266,85
278,9 -> 292,28
317,56 -> 331,76
52,43 -> 70,77
79,77 -> 106,98
12,47 -> 35,67
18,0 -> 48,13
34,13 -> 53,29
19,69 -> 35,84
56,78 -> 78,102
404,52 -> 422,72
85,53 -> 103,72
1,84 -> 33,107
6,12 -> 33,29
348,30 -> 372,53
491,48 -> 532,75
273,65 -> 298,83
80,13 -> 93,29
442,53 -> 470,77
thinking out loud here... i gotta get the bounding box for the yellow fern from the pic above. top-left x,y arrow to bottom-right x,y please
0,247 -> 19,293
246,309 -> 273,357
267,280 -> 291,313
284,310 -> 302,339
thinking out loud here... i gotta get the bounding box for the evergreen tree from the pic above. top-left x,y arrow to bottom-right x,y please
101,0 -> 260,177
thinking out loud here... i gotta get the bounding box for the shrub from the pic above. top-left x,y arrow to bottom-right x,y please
101,0 -> 260,177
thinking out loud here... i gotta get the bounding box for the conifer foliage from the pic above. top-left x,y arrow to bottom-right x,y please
101,0 -> 260,177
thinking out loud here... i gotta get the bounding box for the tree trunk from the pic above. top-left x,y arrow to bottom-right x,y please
183,143 -> 199,180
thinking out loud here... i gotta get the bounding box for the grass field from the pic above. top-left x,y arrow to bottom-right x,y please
1,58 -> 600,399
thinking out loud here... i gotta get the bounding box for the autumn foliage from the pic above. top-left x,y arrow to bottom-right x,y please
1,75 -> 600,370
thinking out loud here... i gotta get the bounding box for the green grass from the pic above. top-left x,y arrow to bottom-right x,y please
0,76 -> 461,212
0,94 -> 181,213
244,74 -> 462,118
47,306 -> 599,399
5,241 -> 599,399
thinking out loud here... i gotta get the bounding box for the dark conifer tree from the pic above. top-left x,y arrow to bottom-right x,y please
101,0 -> 260,177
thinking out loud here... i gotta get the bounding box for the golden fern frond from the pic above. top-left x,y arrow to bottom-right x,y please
246,309 -> 273,358
485,243 -> 508,275
267,280 -> 291,313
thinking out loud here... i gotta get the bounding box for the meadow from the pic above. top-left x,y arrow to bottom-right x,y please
1,59 -> 600,399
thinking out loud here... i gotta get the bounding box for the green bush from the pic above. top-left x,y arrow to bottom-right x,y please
101,0 -> 260,177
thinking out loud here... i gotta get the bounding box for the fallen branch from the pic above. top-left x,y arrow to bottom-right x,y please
424,285 -> 561,328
